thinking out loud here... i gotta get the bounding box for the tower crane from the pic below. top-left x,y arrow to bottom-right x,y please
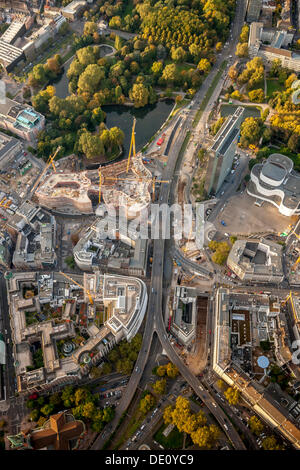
126,117 -> 136,173
31,146 -> 62,194
59,271 -> 94,305
282,291 -> 298,323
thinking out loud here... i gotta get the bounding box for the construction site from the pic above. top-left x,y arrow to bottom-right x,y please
32,120 -> 167,217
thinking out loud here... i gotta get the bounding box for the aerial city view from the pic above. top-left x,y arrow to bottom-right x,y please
0,0 -> 300,460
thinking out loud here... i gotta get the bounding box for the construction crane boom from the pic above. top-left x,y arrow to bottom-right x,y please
31,146 -> 62,194
59,271 -> 94,305
126,118 -> 136,173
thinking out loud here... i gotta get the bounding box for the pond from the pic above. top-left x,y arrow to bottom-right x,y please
54,55 -> 175,159
102,100 -> 174,158
220,103 -> 261,119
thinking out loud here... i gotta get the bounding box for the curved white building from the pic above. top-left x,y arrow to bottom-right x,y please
247,153 -> 300,216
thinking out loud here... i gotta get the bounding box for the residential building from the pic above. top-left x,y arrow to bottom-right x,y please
247,154 -> 300,216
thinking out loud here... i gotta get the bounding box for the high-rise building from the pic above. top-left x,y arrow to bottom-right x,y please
204,107 -> 245,196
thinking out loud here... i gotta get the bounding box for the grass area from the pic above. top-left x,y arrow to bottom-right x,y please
165,59 -> 196,72
171,98 -> 190,116
193,60 -> 227,127
154,423 -> 192,449
114,409 -> 148,449
266,79 -> 284,99
123,0 -> 134,16
178,130 -> 191,161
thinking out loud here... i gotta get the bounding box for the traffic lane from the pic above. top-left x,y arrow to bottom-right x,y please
154,329 -> 246,450
204,382 -> 259,450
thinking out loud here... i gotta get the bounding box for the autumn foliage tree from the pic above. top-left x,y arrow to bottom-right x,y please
163,396 -> 220,449
249,416 -> 264,436
224,387 -> 240,405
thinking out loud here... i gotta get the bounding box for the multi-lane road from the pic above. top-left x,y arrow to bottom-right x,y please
92,0 -> 248,450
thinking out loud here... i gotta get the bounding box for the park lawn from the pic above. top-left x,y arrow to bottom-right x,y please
165,59 -> 196,72
123,0 -> 134,16
266,79 -> 284,99
154,423 -> 185,449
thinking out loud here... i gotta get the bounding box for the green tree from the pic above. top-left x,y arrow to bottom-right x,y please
235,42 -> 248,57
78,131 -> 104,159
129,83 -> 149,108
114,35 -> 122,51
78,64 -> 106,95
249,416 -> 264,436
49,392 -> 62,407
61,385 -> 74,408
262,435 -> 282,450
139,393 -> 155,414
166,362 -> 179,378
224,387 -> 240,405
156,365 -> 167,377
239,24 -> 249,43
171,46 -> 187,63
151,61 -> 163,76
152,378 -> 167,395
102,407 -> 115,423
162,64 -> 178,83
41,404 -> 54,416
30,409 -> 40,422
84,21 -> 97,36
197,59 -> 211,74
240,117 -> 262,146
248,89 -> 265,103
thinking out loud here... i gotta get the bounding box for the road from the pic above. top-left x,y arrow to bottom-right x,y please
93,0 -> 249,451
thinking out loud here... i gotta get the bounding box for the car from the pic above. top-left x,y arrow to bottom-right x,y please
221,220 -> 227,226
231,170 -> 235,174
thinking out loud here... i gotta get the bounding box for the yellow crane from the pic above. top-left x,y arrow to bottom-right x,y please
31,146 -> 62,194
59,271 -> 94,305
0,198 -> 11,208
291,231 -> 300,240
282,291 -> 298,323
292,256 -> 300,272
127,117 -> 136,173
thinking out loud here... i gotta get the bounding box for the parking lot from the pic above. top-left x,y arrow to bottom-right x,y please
215,190 -> 296,235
